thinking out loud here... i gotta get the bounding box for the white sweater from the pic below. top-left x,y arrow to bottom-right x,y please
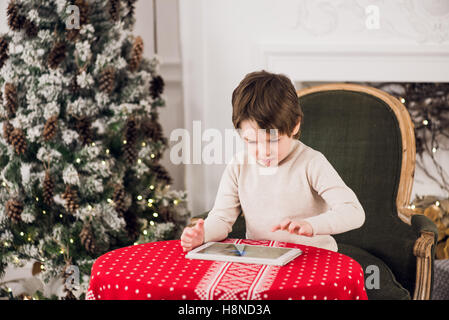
203,139 -> 365,252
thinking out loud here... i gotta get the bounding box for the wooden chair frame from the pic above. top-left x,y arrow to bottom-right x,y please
296,83 -> 435,300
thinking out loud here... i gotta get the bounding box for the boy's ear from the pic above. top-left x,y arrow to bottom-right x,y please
292,119 -> 301,136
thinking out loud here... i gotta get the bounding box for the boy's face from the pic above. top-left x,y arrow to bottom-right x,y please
239,119 -> 300,167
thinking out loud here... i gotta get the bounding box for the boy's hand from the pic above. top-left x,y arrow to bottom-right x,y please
271,218 -> 314,237
180,219 -> 205,252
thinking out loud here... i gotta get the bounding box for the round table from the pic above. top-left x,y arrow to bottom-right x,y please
86,239 -> 367,300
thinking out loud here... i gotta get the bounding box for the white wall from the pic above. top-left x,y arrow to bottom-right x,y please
179,0 -> 449,216
0,1 -> 8,33
134,0 -> 185,192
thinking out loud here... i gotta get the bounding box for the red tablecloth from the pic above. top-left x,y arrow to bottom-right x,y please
86,239 -> 367,300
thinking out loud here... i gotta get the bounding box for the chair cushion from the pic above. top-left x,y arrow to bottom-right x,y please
228,213 -> 246,239
338,243 -> 411,300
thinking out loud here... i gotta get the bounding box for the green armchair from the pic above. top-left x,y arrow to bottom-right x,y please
192,83 -> 437,300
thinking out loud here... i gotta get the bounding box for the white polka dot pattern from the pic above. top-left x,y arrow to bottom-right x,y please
86,239 -> 367,300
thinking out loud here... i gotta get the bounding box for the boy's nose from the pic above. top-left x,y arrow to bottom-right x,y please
256,144 -> 271,158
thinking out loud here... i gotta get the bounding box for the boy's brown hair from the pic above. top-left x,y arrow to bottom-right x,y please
232,70 -> 304,140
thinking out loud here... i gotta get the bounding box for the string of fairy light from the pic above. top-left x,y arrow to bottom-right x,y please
1,139 -> 182,251
398,95 -> 441,154
362,81 -> 449,201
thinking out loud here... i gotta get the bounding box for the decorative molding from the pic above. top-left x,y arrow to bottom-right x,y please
290,0 -> 449,44
256,43 -> 449,83
402,0 -> 449,43
159,60 -> 182,84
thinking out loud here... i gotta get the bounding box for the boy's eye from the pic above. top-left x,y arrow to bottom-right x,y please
246,139 -> 279,144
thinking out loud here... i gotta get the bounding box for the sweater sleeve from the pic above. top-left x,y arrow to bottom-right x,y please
203,160 -> 241,243
302,152 -> 365,236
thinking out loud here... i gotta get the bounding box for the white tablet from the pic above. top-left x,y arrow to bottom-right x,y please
185,242 -> 302,266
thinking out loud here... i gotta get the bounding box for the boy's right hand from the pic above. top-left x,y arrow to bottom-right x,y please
180,219 -> 205,252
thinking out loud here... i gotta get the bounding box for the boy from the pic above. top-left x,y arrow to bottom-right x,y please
180,70 -> 365,252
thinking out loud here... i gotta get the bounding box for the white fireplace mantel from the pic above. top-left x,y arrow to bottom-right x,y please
256,43 -> 449,83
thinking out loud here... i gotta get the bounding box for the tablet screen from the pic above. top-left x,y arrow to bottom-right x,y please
197,243 -> 291,259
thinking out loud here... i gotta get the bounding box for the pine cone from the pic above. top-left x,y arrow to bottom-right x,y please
125,0 -> 137,18
7,0 -> 25,31
109,0 -> 121,22
113,184 -> 127,216
123,144 -> 138,164
123,210 -> 139,240
66,29 -> 79,43
151,163 -> 172,186
75,116 -> 93,146
61,263 -> 78,300
24,19 -> 38,38
150,75 -> 165,99
80,223 -> 96,254
158,205 -> 172,222
76,0 -> 90,25
47,41 -> 67,69
10,128 -> 27,155
43,115 -> 58,141
0,37 -> 9,69
69,74 -> 80,95
62,185 -> 79,214
66,0 -> 89,42
99,67 -> 115,93
4,83 -> 17,118
141,116 -> 163,142
6,199 -> 23,223
62,290 -> 77,300
124,116 -> 138,145
128,36 -> 143,72
43,171 -> 55,206
3,120 -> 14,144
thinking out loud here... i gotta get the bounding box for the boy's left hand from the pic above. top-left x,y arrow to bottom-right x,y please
271,218 -> 314,237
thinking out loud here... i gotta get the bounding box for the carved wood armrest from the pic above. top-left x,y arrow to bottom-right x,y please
412,232 -> 435,300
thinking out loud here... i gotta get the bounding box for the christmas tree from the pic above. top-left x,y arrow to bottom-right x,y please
0,0 -> 189,299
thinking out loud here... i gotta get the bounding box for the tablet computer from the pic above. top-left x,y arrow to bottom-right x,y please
185,242 -> 302,266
